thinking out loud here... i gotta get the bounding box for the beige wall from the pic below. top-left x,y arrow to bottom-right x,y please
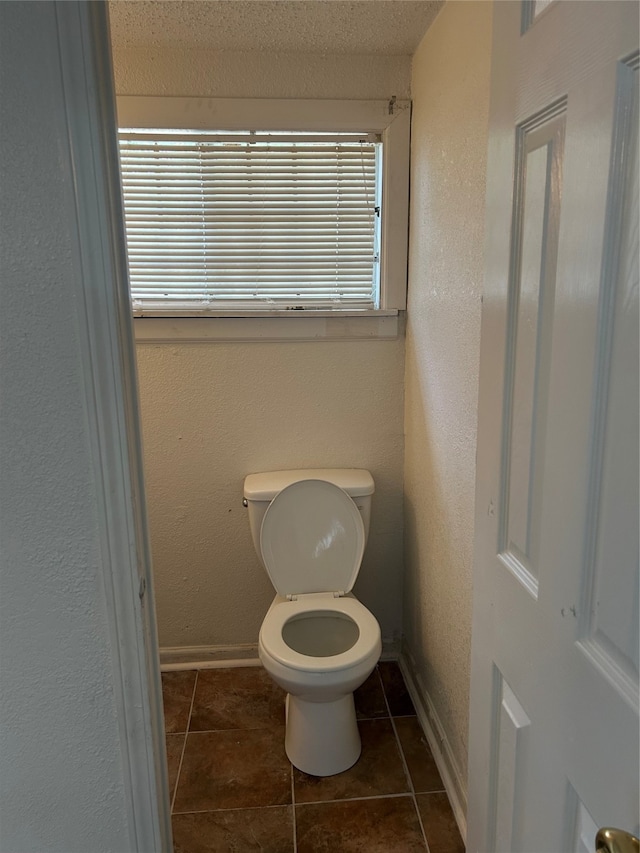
112,46 -> 411,100
404,0 -> 492,787
136,341 -> 405,647
113,47 -> 409,649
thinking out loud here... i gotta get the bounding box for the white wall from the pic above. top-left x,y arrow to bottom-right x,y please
112,47 -> 409,650
403,0 -> 493,787
0,4 -> 135,849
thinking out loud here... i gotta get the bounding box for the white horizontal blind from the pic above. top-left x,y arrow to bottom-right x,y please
118,131 -> 381,315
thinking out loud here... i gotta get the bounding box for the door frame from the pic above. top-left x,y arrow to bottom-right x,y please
54,3 -> 170,849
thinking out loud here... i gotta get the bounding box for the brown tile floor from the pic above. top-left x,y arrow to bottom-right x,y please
162,662 -> 465,852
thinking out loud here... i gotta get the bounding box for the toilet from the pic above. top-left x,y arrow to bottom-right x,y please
243,469 -> 382,777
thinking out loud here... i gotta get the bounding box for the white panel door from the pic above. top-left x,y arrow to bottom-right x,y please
468,2 -> 639,851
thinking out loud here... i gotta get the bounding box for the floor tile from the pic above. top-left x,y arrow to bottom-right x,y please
162,671 -> 197,733
378,661 -> 416,716
166,734 -> 184,801
394,716 -> 444,793
190,666 -> 285,732
172,806 -> 294,853
173,728 -> 291,812
354,668 -> 388,720
296,796 -> 427,852
293,718 -> 409,803
415,792 -> 465,853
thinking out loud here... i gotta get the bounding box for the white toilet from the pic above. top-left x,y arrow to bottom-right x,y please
243,469 -> 382,777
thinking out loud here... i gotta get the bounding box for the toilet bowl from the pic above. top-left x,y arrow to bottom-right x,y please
244,472 -> 382,777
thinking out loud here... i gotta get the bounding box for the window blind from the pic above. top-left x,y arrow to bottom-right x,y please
117,131 -> 381,315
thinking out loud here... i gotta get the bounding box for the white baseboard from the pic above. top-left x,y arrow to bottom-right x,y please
160,644 -> 260,671
399,644 -> 468,844
381,636 -> 401,661
160,636 -> 400,672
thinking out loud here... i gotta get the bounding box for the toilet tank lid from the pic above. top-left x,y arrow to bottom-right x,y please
244,469 -> 374,501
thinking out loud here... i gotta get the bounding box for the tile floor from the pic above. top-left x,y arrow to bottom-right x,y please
162,661 -> 465,852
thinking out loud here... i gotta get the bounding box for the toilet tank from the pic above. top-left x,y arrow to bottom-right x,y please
243,469 -> 375,560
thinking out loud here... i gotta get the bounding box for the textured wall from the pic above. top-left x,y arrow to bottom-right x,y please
113,46 -> 408,649
404,0 -> 492,785
112,46 -> 411,100
0,4 -> 132,850
136,340 -> 405,647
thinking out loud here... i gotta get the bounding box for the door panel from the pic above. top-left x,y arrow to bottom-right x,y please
579,59 -> 639,697
469,3 -> 639,851
501,108 -> 565,597
492,673 -> 531,853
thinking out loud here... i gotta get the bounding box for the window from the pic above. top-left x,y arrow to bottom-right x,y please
119,130 -> 381,314
116,97 -> 410,336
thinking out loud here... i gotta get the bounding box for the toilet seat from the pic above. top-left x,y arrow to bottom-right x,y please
260,479 -> 365,598
259,594 -> 380,673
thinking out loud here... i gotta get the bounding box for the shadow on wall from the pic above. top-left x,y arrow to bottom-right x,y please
402,335 -> 475,781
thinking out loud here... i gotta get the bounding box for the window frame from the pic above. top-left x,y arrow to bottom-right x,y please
116,96 -> 410,341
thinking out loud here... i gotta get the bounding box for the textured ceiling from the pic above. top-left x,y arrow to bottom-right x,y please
108,1 -> 443,55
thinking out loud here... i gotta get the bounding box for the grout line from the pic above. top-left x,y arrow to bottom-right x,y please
412,794 -> 433,853
379,667 -> 431,853
356,713 -> 390,722
291,765 -> 297,853
294,792 -> 414,808
178,724 -> 286,736
173,802 -> 295,816
187,669 -> 199,731
171,792 -> 416,816
171,670 -> 199,814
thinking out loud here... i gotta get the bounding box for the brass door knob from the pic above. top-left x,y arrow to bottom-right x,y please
596,827 -> 640,853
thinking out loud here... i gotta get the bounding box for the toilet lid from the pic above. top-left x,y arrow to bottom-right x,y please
260,479 -> 365,597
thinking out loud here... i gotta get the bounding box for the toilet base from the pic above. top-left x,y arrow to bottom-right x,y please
284,692 -> 361,776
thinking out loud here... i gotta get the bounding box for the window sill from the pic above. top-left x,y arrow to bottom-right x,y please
133,311 -> 401,343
